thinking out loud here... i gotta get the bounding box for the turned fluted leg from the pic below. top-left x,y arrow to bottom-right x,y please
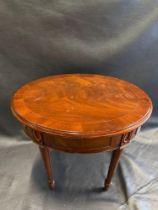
104,148 -> 123,190
39,146 -> 55,189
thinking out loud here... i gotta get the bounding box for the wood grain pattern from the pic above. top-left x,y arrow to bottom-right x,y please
11,74 -> 152,138
10,74 -> 152,190
24,126 -> 138,153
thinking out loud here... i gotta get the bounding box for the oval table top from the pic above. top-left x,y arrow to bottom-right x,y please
11,74 -> 152,138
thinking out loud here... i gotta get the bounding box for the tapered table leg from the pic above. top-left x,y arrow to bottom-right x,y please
104,148 -> 123,190
39,146 -> 55,189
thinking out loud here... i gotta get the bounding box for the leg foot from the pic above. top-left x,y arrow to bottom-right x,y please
48,179 -> 55,190
104,181 -> 111,191
104,148 -> 123,190
39,146 -> 55,189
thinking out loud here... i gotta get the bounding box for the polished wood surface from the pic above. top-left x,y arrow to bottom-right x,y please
10,74 -> 152,190
24,125 -> 138,153
39,146 -> 55,189
104,148 -> 123,190
11,74 -> 152,138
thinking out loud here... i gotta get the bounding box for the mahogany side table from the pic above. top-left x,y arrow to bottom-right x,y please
11,74 -> 152,190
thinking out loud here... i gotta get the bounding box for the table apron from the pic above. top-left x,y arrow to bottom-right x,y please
24,126 -> 140,153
